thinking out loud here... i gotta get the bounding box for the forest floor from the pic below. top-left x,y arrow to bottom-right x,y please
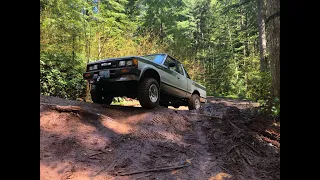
40,95 -> 280,180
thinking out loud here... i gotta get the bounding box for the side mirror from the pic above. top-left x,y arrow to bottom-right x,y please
168,62 -> 175,67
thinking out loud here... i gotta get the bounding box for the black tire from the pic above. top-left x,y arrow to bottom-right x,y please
188,94 -> 201,110
138,78 -> 160,109
173,105 -> 180,109
91,85 -> 113,105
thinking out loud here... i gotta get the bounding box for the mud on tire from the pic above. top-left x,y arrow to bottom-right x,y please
138,78 -> 160,109
188,94 -> 201,110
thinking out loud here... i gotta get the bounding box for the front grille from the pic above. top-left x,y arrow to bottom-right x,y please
98,61 -> 118,69
87,61 -> 118,71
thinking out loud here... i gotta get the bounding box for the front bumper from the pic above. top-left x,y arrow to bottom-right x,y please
83,67 -> 141,83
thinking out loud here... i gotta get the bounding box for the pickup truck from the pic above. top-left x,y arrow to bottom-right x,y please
83,53 -> 206,109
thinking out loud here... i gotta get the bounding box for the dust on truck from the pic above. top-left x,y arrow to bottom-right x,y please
83,53 -> 206,110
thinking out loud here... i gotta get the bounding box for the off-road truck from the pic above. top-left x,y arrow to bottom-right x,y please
83,53 -> 206,109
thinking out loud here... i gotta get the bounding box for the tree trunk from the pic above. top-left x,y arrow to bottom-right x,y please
72,35 -> 75,61
160,20 -> 163,43
258,0 -> 267,72
265,0 -> 280,99
98,0 -> 101,59
89,25 -> 91,60
98,32 -> 101,58
83,12 -> 90,101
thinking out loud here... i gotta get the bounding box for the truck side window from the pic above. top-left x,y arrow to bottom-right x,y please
176,62 -> 184,76
164,57 -> 178,72
182,65 -> 191,79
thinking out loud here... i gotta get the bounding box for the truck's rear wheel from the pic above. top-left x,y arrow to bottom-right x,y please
138,78 -> 159,109
188,94 -> 201,110
91,85 -> 113,105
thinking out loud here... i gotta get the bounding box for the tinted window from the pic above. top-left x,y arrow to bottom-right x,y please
176,62 -> 184,75
164,57 -> 185,75
182,65 -> 191,79
141,54 -> 165,64
163,57 -> 178,72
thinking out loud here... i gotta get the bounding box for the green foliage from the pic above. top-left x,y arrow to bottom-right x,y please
258,97 -> 280,117
40,0 -> 278,116
40,53 -> 86,99
271,98 -> 280,116
247,71 -> 271,101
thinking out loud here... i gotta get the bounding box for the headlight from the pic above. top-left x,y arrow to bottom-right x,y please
133,58 -> 138,67
88,64 -> 98,70
126,60 -> 133,66
119,61 -> 126,66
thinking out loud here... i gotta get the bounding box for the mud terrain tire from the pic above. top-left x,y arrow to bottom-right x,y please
188,94 -> 201,110
138,78 -> 160,109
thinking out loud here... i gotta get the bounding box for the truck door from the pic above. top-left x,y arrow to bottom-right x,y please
175,61 -> 188,98
162,56 -> 187,98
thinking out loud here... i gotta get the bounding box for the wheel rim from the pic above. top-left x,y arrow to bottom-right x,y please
149,84 -> 158,103
195,98 -> 200,109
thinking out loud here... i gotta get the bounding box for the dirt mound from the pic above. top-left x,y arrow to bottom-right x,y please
203,107 -> 280,180
40,95 -> 280,180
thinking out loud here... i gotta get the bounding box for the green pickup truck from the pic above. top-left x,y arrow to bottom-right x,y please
83,53 -> 206,110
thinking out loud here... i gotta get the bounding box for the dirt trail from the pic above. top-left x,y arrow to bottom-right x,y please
40,95 -> 280,180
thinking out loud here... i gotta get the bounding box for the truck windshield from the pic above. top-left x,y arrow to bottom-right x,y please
182,65 -> 191,79
141,54 -> 166,64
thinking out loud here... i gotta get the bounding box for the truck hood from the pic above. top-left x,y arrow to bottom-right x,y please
87,56 -> 140,65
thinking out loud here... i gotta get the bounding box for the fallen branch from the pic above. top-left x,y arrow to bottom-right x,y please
94,167 -> 107,177
232,130 -> 241,142
219,165 -> 229,172
40,102 -> 112,119
229,122 -> 240,130
88,156 -> 103,160
89,151 -> 105,157
261,130 -> 280,141
260,136 -> 280,148
40,103 -> 83,113
227,144 -> 239,155
235,149 -> 253,166
243,142 -> 260,154
117,164 -> 190,176
241,152 -> 253,166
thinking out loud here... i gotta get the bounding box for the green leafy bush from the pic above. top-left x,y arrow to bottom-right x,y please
40,52 -> 86,100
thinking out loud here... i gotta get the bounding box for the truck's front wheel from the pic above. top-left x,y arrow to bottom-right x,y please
91,85 -> 113,105
138,78 -> 159,109
188,94 -> 201,110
